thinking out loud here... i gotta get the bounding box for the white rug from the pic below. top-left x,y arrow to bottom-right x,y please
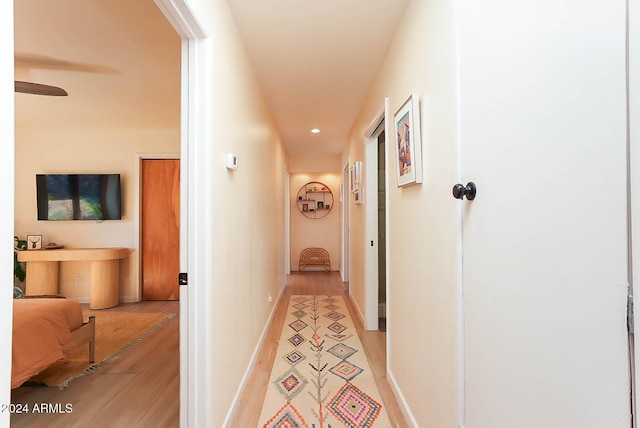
258,295 -> 392,427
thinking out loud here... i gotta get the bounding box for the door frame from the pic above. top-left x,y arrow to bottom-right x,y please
342,161 -> 350,282
136,154 -> 180,302
364,102 -> 387,331
629,0 -> 639,424
153,0 -> 208,425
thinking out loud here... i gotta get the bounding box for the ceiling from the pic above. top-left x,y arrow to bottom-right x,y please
14,0 -> 408,157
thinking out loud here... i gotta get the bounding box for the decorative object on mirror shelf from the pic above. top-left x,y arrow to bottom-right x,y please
296,181 -> 334,219
350,161 -> 362,192
27,235 -> 42,250
394,93 -> 423,187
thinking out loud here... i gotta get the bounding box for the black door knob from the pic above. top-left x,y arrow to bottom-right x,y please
452,182 -> 476,200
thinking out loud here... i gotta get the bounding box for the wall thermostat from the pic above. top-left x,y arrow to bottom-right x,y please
226,153 -> 238,170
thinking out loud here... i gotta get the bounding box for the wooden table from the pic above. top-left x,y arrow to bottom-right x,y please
17,248 -> 129,309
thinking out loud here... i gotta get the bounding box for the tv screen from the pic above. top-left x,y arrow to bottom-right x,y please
36,174 -> 122,221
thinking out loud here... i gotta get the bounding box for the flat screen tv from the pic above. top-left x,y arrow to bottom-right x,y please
36,174 -> 122,221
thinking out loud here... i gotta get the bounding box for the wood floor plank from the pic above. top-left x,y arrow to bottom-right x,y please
11,273 -> 406,427
228,272 -> 407,427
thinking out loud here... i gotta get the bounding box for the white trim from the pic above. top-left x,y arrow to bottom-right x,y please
629,0 -> 639,424
363,102 -> 387,331
387,369 -> 419,427
285,170 -> 291,274
341,161 -> 350,282
364,136 -> 379,331
153,1 -> 208,427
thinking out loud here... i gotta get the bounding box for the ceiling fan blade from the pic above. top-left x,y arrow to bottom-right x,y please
15,81 -> 68,96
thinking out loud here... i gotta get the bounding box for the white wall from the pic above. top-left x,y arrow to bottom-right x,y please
290,173 -> 340,271
185,1 -> 288,425
14,128 -> 179,302
1,1 -> 14,425
343,0 -> 460,425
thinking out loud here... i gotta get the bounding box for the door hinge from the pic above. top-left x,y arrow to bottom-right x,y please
628,287 -> 634,334
178,272 -> 188,286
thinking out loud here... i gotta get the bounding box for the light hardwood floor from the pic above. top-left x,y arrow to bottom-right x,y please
10,300 -> 180,428
228,272 -> 407,427
11,273 -> 405,427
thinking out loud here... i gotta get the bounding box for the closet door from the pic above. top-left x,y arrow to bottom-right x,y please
458,1 -> 631,426
141,159 -> 180,300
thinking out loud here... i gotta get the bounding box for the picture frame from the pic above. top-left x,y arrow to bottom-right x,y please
350,161 -> 362,192
302,203 -> 309,212
354,188 -> 363,205
317,201 -> 324,210
27,235 -> 42,250
394,94 -> 423,187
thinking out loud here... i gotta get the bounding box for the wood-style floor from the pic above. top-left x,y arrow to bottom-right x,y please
10,300 -> 180,428
228,272 -> 406,427
10,273 -> 405,427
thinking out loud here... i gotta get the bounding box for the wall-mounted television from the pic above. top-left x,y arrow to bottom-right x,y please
36,174 -> 122,221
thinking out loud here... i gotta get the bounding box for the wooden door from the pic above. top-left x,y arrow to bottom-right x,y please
141,159 -> 180,300
459,1 -> 631,426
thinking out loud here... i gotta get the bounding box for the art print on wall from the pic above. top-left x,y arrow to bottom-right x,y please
394,94 -> 423,187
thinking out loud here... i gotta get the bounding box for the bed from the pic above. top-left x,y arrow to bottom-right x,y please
11,297 -> 95,389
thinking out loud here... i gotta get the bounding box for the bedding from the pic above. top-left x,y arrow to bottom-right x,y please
11,298 -> 85,389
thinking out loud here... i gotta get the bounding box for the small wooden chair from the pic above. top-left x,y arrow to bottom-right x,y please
298,247 -> 331,272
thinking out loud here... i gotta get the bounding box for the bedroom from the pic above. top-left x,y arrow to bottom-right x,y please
11,0 -> 181,407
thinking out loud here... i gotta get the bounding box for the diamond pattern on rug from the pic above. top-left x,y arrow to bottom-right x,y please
288,333 -> 305,347
328,383 -> 383,427
273,367 -> 308,400
327,322 -> 347,334
330,360 -> 364,382
325,333 -> 353,342
292,310 -> 307,319
283,350 -> 306,365
324,311 -> 345,321
259,295 -> 392,427
327,343 -> 358,360
289,319 -> 308,332
263,402 -> 310,428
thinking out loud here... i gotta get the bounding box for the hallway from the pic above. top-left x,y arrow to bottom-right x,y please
229,272 -> 406,427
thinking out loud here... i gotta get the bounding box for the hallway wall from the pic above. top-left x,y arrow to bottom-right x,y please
189,1 -> 289,425
343,0 -> 460,425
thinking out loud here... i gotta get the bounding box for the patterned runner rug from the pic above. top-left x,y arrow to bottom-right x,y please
258,295 -> 392,427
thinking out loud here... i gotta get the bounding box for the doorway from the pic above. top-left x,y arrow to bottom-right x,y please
140,158 -> 180,301
377,130 -> 387,332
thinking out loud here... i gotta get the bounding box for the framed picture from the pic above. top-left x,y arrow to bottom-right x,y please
350,161 -> 362,192
27,235 -> 42,250
325,204 -> 331,210
317,201 -> 324,210
302,203 -> 309,212
354,188 -> 363,205
394,94 -> 423,187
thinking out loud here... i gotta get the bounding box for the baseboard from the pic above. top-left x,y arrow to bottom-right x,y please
387,368 -> 419,427
223,281 -> 286,427
349,290 -> 366,327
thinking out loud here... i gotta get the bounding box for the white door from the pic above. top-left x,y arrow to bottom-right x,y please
459,1 -> 631,426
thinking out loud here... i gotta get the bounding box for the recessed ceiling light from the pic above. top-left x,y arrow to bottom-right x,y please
310,128 -> 320,134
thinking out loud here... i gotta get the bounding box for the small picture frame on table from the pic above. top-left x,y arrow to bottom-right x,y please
27,235 -> 42,250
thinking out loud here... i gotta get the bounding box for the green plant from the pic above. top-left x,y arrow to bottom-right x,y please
14,236 -> 26,283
